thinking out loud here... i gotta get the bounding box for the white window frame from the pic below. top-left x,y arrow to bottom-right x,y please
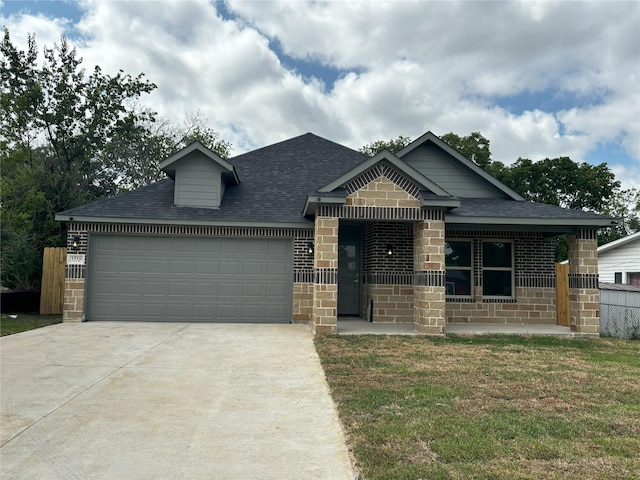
481,239 -> 515,299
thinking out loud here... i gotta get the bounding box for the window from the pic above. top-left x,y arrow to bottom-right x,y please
445,240 -> 472,296
628,273 -> 640,286
482,241 -> 513,297
614,272 -> 622,284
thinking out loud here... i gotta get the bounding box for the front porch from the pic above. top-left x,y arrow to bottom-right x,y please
337,318 -> 593,337
303,158 -> 601,336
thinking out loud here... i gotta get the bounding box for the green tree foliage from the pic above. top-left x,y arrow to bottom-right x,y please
1,29 -> 158,289
1,30 -> 234,290
441,131 -> 493,170
359,135 -> 412,156
98,110 -> 233,191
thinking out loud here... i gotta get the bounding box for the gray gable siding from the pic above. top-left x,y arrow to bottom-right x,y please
174,152 -> 223,208
402,143 -> 506,198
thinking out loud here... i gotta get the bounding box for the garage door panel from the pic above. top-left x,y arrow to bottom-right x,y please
169,282 -> 192,296
243,262 -> 266,275
266,283 -> 288,298
267,262 -> 288,276
265,305 -> 287,321
242,283 -> 264,297
88,235 -> 292,323
193,282 -> 216,296
220,242 -> 243,254
267,241 -> 289,255
171,260 -> 194,274
195,260 -> 220,275
144,282 -> 168,296
145,259 -> 169,273
220,261 -> 242,275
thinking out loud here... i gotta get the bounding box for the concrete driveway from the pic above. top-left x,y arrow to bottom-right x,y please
0,323 -> 354,479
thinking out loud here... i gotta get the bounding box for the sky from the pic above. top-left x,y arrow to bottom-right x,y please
2,0 -> 639,190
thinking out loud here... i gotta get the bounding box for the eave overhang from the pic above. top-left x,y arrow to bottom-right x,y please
302,195 -> 347,217
302,193 -> 461,217
159,141 -> 240,186
446,215 -> 620,228
54,213 -> 312,229
318,149 -> 453,197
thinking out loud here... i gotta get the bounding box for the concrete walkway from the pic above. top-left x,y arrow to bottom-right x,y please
337,318 -> 591,337
0,323 -> 354,480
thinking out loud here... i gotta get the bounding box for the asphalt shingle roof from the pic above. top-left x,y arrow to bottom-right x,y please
448,198 -> 613,221
59,133 -> 367,225
58,132 -> 615,227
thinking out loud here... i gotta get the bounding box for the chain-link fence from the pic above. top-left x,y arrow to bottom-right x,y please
600,303 -> 640,340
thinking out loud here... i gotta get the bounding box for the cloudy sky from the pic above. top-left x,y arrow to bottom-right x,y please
2,0 -> 639,189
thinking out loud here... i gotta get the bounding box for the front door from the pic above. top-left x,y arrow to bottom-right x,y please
338,225 -> 362,316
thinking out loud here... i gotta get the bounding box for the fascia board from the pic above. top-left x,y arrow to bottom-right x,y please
318,150 -> 452,196
55,214 -> 313,229
396,131 -> 525,201
597,231 -> 640,254
159,141 -> 237,181
302,195 -> 347,216
445,216 -> 618,227
421,197 -> 461,208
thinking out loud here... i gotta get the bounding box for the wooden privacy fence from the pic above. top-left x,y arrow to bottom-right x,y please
556,263 -> 570,327
40,247 -> 66,314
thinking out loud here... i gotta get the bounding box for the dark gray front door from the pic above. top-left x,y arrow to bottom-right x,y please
87,235 -> 293,323
338,225 -> 362,316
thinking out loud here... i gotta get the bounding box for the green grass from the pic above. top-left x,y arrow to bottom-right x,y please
314,335 -> 640,480
0,313 -> 63,336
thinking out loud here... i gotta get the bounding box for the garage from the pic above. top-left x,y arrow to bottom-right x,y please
87,235 -> 293,322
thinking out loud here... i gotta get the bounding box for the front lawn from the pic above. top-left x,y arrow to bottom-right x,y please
315,335 -> 640,480
0,313 -> 63,336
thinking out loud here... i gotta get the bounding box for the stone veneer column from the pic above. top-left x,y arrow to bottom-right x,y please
63,279 -> 85,322
413,216 -> 446,334
568,229 -> 600,334
312,215 -> 339,334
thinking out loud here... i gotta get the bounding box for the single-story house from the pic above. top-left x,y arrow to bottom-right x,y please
597,232 -> 640,285
56,131 -> 616,334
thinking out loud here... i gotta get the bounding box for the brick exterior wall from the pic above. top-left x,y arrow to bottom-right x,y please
443,230 -> 559,325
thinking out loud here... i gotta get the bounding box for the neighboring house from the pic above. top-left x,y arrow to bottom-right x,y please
597,232 -> 640,285
56,131 -> 616,334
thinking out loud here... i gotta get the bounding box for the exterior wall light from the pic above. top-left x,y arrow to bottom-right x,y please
72,236 -> 81,251
386,244 -> 394,256
307,242 -> 315,255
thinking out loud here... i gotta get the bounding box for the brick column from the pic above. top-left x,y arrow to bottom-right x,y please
413,214 -> 446,334
312,215 -> 339,334
568,229 -> 600,334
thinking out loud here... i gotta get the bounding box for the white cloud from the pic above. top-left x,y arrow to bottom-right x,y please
2,0 -> 638,175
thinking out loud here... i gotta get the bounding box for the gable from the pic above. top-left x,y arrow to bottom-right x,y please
401,143 -> 507,198
344,163 -> 420,208
396,132 -> 523,200
173,152 -> 225,208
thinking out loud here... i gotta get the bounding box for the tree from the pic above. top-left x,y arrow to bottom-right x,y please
1,28 -> 156,289
359,135 -> 412,156
441,132 -> 493,170
98,110 -> 233,191
1,30 -> 234,290
501,156 -> 620,212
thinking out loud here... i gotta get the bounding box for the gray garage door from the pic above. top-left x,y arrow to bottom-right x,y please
87,235 -> 293,322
